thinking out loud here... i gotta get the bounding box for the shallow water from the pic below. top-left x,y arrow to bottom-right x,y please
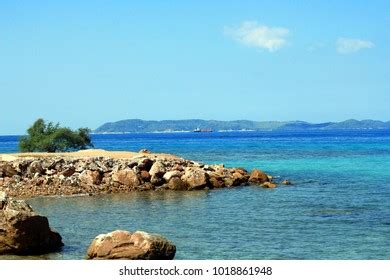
1,131 -> 389,259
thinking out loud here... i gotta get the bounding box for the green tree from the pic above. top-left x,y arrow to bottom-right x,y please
19,119 -> 93,152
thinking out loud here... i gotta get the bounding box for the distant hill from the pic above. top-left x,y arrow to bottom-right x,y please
94,119 -> 390,133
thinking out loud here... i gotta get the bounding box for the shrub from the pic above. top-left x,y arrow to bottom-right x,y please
19,119 -> 93,152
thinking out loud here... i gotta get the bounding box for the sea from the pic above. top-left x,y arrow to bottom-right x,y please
0,130 -> 389,259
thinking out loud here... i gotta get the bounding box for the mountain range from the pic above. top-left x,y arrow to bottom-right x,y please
94,119 -> 390,133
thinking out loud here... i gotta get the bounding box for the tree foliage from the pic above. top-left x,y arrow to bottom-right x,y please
19,119 -> 93,152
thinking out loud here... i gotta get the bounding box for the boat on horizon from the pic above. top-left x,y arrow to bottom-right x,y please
193,128 -> 213,133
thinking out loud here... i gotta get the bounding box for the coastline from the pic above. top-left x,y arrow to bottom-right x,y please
0,149 -> 277,198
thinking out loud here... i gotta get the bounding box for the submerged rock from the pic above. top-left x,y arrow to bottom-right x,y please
281,180 -> 292,185
261,182 -> 277,189
87,230 -> 176,260
0,191 -> 63,255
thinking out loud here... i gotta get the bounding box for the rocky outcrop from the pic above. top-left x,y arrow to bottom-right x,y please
0,191 -> 63,255
0,151 -> 280,197
249,169 -> 269,184
86,230 -> 176,260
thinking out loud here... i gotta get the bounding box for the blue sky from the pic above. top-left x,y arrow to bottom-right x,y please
0,0 -> 389,134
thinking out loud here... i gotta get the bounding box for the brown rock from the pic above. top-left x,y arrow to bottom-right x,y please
166,177 -> 188,191
231,167 -> 248,175
138,158 -> 154,171
139,149 -> 151,154
208,173 -> 225,188
249,169 -> 269,184
171,164 -> 184,171
86,230 -> 176,260
163,170 -> 182,181
232,172 -> 246,186
149,161 -> 166,186
223,177 -> 235,187
140,170 -> 151,182
281,180 -> 292,185
27,160 -> 44,176
0,163 -> 18,177
149,161 -> 166,178
181,168 -> 208,190
0,192 -> 63,255
0,191 -> 7,209
136,183 -> 155,191
261,182 -> 277,188
61,166 -> 76,177
80,170 -> 102,185
112,169 -> 140,187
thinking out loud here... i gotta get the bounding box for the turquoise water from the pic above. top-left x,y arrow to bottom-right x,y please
1,131 -> 389,259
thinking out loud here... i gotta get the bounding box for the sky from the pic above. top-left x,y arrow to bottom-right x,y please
0,0 -> 389,135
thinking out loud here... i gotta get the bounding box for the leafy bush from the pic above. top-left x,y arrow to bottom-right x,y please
19,119 -> 93,152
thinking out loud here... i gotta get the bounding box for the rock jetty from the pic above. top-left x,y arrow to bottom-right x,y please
0,149 -> 279,198
87,230 -> 176,260
0,191 -> 63,255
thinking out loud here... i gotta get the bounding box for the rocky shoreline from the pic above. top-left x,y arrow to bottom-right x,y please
0,149 -> 286,198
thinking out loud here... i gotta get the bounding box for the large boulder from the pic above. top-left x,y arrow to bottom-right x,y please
149,161 -> 166,177
112,169 -> 140,187
165,177 -> 188,191
181,168 -> 208,190
163,170 -> 182,182
249,169 -> 269,184
0,191 -> 63,255
80,170 -> 102,185
87,230 -> 176,260
149,161 -> 166,186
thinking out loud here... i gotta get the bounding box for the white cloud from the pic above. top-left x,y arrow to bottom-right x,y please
336,37 -> 374,54
225,21 -> 289,52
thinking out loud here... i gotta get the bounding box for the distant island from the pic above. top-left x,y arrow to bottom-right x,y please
94,119 -> 390,133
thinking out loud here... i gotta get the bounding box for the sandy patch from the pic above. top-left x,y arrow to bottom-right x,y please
0,149 -> 181,162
